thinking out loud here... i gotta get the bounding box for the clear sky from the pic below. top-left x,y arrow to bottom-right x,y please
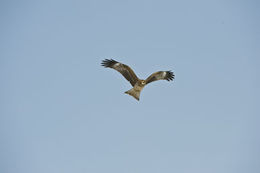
1,0 -> 259,173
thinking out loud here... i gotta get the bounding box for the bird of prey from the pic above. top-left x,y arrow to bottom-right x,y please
101,59 -> 174,101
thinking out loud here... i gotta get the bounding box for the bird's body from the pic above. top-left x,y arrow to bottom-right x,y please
125,80 -> 146,100
101,59 -> 174,101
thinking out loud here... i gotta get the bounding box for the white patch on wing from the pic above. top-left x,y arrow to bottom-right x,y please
114,62 -> 120,67
113,63 -> 125,72
162,71 -> 167,78
157,71 -> 166,79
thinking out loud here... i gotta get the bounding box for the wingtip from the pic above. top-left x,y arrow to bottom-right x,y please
166,70 -> 175,81
101,59 -> 117,67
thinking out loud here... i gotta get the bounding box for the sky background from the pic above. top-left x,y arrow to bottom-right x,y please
1,0 -> 259,173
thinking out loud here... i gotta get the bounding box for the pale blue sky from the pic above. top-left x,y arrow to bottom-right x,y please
1,0 -> 259,173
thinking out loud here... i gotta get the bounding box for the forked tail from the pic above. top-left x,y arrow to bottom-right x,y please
125,88 -> 141,101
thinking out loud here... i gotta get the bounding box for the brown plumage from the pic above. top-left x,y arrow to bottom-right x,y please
101,59 -> 175,101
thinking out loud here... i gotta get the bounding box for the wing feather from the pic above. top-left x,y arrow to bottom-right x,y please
145,71 -> 174,85
101,59 -> 139,86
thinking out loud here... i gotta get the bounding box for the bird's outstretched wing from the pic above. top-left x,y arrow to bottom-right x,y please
101,59 -> 139,86
145,71 -> 174,85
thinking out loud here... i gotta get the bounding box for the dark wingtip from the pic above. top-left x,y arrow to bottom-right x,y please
166,71 -> 175,81
101,59 -> 118,68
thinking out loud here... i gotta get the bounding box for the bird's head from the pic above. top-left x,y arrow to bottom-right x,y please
140,80 -> 146,86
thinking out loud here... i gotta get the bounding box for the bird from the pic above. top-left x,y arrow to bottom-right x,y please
101,59 -> 175,101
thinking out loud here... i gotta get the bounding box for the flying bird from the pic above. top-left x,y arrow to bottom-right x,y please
101,59 -> 174,101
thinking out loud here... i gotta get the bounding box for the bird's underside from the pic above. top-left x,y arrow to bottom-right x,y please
101,59 -> 174,101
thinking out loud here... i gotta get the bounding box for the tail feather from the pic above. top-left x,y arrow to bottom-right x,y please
125,88 -> 141,101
